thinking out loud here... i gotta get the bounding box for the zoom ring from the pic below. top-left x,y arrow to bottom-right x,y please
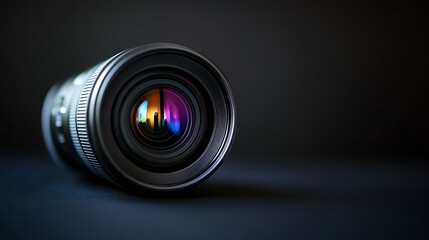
72,63 -> 111,180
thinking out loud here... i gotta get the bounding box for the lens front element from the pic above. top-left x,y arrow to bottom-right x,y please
132,86 -> 192,149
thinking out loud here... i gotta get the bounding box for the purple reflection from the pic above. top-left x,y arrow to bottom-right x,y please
163,89 -> 189,135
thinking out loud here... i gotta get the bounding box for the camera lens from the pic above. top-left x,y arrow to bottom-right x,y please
41,43 -> 236,192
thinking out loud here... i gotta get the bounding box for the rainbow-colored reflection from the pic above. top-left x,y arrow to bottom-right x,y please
136,87 -> 189,135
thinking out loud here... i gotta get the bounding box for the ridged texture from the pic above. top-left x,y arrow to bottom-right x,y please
70,63 -> 110,180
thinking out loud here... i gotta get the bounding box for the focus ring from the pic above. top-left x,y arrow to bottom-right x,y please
72,63 -> 111,180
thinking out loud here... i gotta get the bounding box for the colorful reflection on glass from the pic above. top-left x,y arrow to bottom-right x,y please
136,87 -> 190,136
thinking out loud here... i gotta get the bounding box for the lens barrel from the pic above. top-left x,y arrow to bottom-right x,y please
41,43 -> 235,192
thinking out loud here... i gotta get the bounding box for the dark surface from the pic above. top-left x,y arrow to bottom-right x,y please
0,1 -> 427,157
0,154 -> 428,239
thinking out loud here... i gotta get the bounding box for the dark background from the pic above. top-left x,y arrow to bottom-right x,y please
0,1 -> 428,239
0,0 -> 427,158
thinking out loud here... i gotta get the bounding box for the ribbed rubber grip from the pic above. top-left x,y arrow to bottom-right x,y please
69,63 -> 110,180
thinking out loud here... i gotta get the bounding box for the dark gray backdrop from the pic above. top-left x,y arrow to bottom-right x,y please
0,1 -> 427,159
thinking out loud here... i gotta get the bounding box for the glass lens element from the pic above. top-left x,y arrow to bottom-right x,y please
132,86 -> 191,147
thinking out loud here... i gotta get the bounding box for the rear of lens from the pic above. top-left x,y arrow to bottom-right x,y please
41,43 -> 236,192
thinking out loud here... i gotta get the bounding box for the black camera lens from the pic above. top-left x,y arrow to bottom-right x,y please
41,43 -> 236,192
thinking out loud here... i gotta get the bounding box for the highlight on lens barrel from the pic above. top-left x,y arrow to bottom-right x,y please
41,43 -> 236,192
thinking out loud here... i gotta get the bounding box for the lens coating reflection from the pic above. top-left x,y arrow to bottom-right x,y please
133,86 -> 191,147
